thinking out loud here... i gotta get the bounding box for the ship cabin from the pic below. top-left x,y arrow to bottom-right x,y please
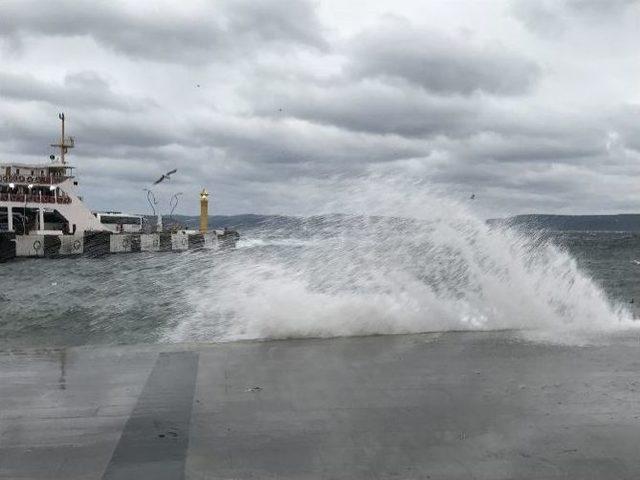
0,162 -> 78,235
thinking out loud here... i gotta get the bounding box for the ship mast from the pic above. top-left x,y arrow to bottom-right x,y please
50,113 -> 74,164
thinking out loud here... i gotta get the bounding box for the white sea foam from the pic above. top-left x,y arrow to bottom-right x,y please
169,176 -> 636,345
236,237 -> 313,249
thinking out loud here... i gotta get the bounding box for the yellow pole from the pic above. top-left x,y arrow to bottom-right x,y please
200,189 -> 209,233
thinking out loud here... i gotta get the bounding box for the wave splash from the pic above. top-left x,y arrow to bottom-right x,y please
169,177 -> 634,344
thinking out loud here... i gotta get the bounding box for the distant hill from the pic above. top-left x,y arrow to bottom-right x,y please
161,213 -> 360,231
489,214 -> 640,232
152,213 -> 640,233
154,214 -> 300,231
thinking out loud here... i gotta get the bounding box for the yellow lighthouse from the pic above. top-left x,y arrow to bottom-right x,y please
200,189 -> 209,233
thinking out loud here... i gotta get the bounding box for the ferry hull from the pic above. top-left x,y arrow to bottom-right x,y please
0,231 -> 236,261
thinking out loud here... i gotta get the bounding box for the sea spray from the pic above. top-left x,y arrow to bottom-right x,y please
170,176 -> 635,344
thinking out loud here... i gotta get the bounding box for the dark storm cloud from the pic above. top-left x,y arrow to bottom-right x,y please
1,0 -> 638,216
0,97 -> 428,198
0,105 -> 185,155
0,71 -> 151,111
0,0 -> 326,64
245,71 -> 598,145
346,21 -> 540,96
451,132 -> 604,164
190,114 -> 428,173
225,0 -> 327,49
250,80 -> 482,137
426,151 -> 634,215
244,16 -> 545,139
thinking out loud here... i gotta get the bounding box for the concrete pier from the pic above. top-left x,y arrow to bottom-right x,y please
2,331 -> 640,479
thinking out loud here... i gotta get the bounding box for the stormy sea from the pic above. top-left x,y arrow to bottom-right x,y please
1,179 -> 639,348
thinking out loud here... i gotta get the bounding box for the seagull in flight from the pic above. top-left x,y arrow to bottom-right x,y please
153,168 -> 177,185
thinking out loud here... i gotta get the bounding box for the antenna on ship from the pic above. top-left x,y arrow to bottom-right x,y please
50,112 -> 74,164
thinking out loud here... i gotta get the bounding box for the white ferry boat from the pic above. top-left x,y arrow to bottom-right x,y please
0,114 -> 238,261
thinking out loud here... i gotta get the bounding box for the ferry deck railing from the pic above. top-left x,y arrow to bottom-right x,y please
0,176 -> 70,186
0,194 -> 71,204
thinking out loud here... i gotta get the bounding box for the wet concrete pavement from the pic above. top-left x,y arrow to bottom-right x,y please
2,331 -> 640,479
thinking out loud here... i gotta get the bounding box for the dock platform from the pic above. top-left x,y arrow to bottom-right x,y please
2,331 -> 640,479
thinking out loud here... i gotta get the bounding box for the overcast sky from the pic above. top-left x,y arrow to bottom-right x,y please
1,0 -> 639,217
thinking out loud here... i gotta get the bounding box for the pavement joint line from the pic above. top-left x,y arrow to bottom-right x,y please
101,351 -> 199,480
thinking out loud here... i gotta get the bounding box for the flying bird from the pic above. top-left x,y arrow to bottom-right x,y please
470,193 -> 476,200
153,168 -> 177,185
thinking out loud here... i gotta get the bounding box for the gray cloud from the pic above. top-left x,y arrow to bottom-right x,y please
0,0 -> 327,64
449,132 -> 604,164
605,106 -> 640,153
566,0 -> 639,13
1,1 -> 639,217
0,71 -> 152,111
225,0 -> 327,50
512,0 -> 640,35
249,80 -> 482,137
346,21 -> 540,96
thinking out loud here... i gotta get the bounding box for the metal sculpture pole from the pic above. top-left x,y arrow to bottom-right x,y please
169,192 -> 183,223
143,188 -> 161,232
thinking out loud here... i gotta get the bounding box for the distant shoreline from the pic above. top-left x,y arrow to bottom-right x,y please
151,213 -> 640,233
487,214 -> 640,232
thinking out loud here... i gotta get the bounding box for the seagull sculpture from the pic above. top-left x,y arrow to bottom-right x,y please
153,168 -> 177,185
